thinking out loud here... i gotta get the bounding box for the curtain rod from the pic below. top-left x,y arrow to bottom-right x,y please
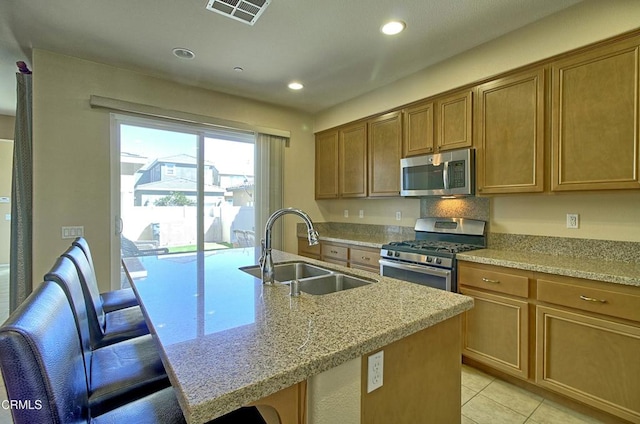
89,95 -> 290,138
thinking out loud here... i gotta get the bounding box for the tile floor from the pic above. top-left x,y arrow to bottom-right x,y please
461,364 -> 604,424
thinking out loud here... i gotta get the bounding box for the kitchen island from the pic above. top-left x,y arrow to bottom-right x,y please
123,247 -> 473,424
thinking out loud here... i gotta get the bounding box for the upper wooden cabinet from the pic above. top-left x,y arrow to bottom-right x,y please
403,101 -> 434,156
551,37 -> 640,191
476,68 -> 546,194
402,90 -> 472,158
436,90 -> 473,151
315,130 -> 339,199
316,113 -> 401,199
368,111 -> 402,197
339,122 -> 368,198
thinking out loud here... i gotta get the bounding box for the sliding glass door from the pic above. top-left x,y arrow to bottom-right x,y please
112,115 -> 256,289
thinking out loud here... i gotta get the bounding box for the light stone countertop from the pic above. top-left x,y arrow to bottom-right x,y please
457,249 -> 640,287
125,248 -> 473,423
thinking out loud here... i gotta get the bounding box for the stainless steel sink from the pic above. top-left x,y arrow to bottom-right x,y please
240,262 -> 331,281
239,261 -> 376,295
293,273 -> 374,295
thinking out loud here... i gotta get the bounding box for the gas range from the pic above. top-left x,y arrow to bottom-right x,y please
379,217 -> 486,291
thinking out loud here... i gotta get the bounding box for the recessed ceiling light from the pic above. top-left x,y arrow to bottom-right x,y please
381,20 -> 406,35
172,48 -> 195,60
288,82 -> 304,90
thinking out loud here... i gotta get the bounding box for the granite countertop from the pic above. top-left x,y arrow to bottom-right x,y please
457,249 -> 640,287
126,248 -> 473,423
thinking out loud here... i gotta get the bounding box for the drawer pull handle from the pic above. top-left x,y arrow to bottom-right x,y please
362,256 -> 370,261
331,250 -> 338,254
482,278 -> 500,284
580,295 -> 607,304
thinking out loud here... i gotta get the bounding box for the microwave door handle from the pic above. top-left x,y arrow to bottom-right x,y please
443,161 -> 450,190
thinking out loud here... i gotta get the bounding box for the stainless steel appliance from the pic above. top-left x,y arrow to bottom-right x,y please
380,217 -> 486,291
400,148 -> 474,197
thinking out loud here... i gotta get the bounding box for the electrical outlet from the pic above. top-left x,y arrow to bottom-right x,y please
359,210 -> 364,218
367,350 -> 384,393
566,213 -> 579,229
395,211 -> 402,221
343,209 -> 349,218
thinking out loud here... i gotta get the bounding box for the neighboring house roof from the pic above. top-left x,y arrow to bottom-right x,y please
134,178 -> 225,195
138,154 -> 217,172
226,183 -> 255,192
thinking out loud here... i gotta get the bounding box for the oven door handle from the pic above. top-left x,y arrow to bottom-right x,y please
379,259 -> 452,278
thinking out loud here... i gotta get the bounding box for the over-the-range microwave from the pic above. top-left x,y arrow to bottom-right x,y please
400,148 -> 475,197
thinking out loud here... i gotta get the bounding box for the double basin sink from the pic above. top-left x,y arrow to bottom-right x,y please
240,262 -> 376,295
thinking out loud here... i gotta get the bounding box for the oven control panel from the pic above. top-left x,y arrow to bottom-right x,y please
380,249 -> 453,268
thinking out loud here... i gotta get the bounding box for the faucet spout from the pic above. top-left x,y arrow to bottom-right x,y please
260,208 -> 319,284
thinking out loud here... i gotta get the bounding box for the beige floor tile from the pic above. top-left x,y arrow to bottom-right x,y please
529,399 -> 604,424
480,379 -> 543,417
462,394 -> 528,424
462,385 -> 479,406
462,414 -> 479,424
462,364 -> 495,392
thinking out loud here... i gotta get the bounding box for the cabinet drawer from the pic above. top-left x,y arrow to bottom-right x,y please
458,263 -> 529,298
350,247 -> 379,268
297,237 -> 321,256
537,278 -> 640,323
322,243 -> 348,261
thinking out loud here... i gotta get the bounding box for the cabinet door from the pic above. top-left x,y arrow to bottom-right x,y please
460,287 -> 529,380
436,90 -> 473,151
476,68 -> 545,194
339,122 -> 367,198
403,101 -> 434,157
368,111 -> 402,197
297,237 -> 321,260
315,130 -> 339,199
551,38 -> 640,191
536,305 -> 640,423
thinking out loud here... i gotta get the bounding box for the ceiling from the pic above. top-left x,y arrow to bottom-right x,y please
0,0 -> 583,116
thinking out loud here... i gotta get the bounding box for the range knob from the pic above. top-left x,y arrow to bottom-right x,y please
394,251 -> 400,258
435,258 -> 442,265
387,250 -> 393,257
426,256 -> 433,263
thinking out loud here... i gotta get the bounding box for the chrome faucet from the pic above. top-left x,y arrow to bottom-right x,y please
259,208 -> 319,284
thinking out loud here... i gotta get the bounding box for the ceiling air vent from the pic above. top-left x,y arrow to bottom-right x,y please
206,0 -> 271,25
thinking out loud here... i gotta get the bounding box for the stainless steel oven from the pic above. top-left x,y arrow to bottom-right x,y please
379,217 -> 486,292
379,258 -> 452,291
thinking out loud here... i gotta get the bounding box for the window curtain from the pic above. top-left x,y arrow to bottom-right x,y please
254,133 -> 286,250
10,72 -> 33,313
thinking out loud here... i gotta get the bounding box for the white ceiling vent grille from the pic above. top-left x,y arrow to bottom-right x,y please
206,0 -> 271,25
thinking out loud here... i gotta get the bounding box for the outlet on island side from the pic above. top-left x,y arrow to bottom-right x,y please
367,350 -> 384,393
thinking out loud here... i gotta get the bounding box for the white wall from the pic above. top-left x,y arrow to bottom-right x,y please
313,0 -> 640,242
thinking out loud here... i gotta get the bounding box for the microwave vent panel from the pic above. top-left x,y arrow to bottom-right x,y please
206,0 -> 271,25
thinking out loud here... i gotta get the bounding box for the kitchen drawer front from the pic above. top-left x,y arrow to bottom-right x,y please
322,242 -> 349,261
350,247 -> 379,268
537,277 -> 640,323
297,237 -> 321,257
458,262 -> 529,298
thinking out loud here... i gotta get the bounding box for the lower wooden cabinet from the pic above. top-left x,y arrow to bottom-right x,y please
458,262 -> 530,380
297,239 -> 380,274
459,261 -> 640,423
536,305 -> 640,423
349,246 -> 379,273
297,237 -> 321,260
460,287 -> 529,380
